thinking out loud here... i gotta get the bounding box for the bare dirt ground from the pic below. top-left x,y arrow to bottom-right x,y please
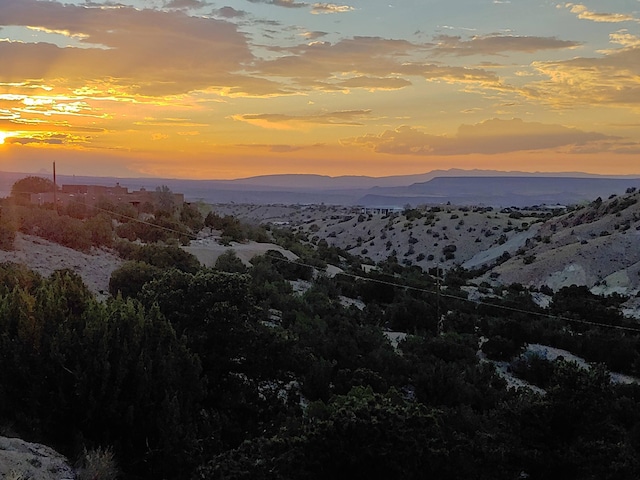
184,233 -> 298,267
0,228 -> 306,303
0,233 -> 300,298
0,233 -> 123,298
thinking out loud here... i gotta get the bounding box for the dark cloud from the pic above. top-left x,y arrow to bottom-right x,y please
431,34 -> 582,56
215,6 -> 247,18
246,0 -> 308,8
6,133 -> 79,146
164,0 -> 210,9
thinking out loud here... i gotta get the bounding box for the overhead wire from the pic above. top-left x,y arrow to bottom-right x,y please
261,252 -> 640,334
37,199 -> 640,334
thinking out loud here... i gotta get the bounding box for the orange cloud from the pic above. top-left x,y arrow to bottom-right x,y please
342,118 -> 629,155
336,76 -> 412,91
564,4 -> 639,23
528,44 -> 640,108
6,132 -> 88,146
0,0 -> 253,95
255,36 -> 506,92
232,110 -> 372,129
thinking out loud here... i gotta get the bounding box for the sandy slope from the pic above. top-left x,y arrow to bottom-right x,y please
0,233 -> 123,298
184,233 -> 298,267
0,232 -> 302,298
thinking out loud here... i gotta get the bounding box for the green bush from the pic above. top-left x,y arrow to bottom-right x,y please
109,261 -> 161,298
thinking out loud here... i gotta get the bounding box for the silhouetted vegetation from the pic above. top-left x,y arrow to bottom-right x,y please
3,177 -> 212,251
205,211 -> 270,243
1,247 -> 639,480
3,184 -> 640,479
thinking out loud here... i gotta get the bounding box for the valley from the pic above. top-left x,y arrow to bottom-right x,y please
2,176 -> 640,479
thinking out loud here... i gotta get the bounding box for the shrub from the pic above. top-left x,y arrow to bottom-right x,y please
85,213 -> 114,247
180,203 -> 204,232
214,249 -> 247,273
482,335 -> 524,361
442,244 -> 457,255
0,208 -> 16,251
109,261 -> 161,298
76,446 -> 119,480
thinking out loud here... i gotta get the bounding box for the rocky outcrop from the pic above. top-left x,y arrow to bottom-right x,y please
0,436 -> 75,480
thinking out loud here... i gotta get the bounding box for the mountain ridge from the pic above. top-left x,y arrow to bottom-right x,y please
2,169 -> 640,207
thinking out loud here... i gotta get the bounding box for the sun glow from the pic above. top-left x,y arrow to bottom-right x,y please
0,131 -> 17,145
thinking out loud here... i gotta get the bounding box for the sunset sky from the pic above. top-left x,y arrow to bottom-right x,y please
0,0 -> 639,179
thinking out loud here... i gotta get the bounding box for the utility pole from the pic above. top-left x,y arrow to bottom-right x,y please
53,161 -> 57,211
436,263 -> 444,335
436,264 -> 440,322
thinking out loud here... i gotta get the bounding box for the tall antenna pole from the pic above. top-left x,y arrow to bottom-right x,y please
436,264 -> 441,334
53,161 -> 57,211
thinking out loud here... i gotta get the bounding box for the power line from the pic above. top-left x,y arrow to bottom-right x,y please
24,200 -> 640,334
262,253 -> 640,334
71,201 -> 201,240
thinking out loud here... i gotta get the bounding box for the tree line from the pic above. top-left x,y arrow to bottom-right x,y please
2,176 -> 640,479
0,247 -> 639,478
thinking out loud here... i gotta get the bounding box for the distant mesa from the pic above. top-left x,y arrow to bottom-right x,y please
1,169 -> 639,208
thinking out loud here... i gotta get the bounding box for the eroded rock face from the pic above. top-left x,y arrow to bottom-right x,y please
0,436 -> 75,480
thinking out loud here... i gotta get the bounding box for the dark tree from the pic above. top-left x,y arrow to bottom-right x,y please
109,260 -> 161,298
11,176 -> 56,196
214,249 -> 248,273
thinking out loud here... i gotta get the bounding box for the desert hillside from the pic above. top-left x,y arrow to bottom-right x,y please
485,191 -> 640,291
3,188 -> 639,312
213,189 -> 640,316
215,203 -> 545,270
0,233 -> 123,298
0,232 -> 298,298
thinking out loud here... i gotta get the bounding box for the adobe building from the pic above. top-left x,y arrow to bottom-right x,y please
28,183 -> 184,211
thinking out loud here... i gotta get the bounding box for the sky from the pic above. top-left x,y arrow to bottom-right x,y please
0,0 -> 639,179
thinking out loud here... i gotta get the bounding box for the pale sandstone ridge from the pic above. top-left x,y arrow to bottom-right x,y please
486,191 -> 640,293
0,436 -> 75,480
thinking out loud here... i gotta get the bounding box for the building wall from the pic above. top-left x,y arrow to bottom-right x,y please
29,185 -> 184,210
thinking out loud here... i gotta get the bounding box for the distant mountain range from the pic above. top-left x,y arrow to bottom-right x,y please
1,169 -> 639,207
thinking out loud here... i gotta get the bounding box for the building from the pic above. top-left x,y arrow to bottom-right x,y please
28,183 -> 184,211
